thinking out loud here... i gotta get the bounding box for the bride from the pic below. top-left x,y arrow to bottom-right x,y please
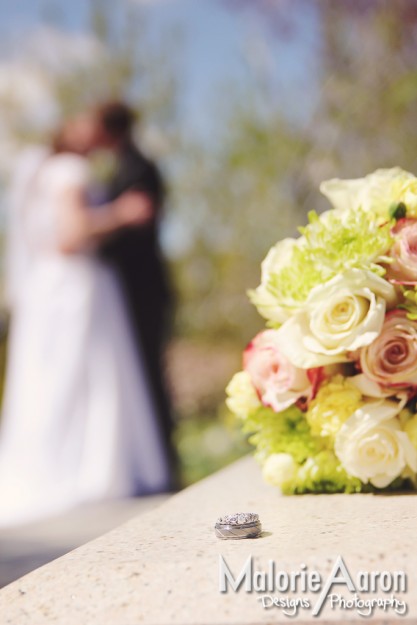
0,114 -> 172,527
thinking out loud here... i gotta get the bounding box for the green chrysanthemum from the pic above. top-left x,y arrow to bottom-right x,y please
251,208 -> 393,326
243,405 -> 323,464
285,450 -> 364,495
299,209 -> 392,275
261,448 -> 407,495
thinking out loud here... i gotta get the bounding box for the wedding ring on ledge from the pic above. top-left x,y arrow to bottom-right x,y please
215,512 -> 262,540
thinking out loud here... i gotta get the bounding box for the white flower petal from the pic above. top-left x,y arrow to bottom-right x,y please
262,453 -> 297,488
320,178 -> 365,213
335,401 -> 416,488
276,269 -> 394,368
320,167 -> 417,221
350,374 -> 393,398
276,313 -> 349,368
263,388 -> 305,412
249,238 -> 301,324
350,375 -> 409,409
397,431 -> 417,473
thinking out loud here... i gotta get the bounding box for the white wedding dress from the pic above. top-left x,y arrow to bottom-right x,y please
0,152 -> 171,528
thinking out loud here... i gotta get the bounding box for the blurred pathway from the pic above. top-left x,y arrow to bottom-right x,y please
0,495 -> 168,589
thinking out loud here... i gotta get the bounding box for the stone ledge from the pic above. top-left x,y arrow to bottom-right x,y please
0,455 -> 416,624
0,495 -> 168,589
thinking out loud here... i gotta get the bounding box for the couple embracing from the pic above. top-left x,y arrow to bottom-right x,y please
0,102 -> 176,527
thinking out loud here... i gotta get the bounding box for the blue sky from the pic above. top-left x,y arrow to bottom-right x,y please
1,0 -> 319,139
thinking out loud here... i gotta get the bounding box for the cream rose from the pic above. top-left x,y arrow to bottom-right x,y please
359,310 -> 417,388
243,330 -> 311,412
335,400 -> 417,488
248,238 -> 303,324
388,219 -> 417,283
320,167 -> 417,220
275,269 -> 396,368
225,371 -> 261,419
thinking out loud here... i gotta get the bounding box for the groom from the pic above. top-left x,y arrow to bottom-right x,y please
93,101 -> 177,489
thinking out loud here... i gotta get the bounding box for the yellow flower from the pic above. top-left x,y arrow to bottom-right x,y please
225,371 -> 261,420
306,375 -> 363,440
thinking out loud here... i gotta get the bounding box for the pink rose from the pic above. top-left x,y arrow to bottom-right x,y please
359,310 -> 417,389
243,330 -> 313,412
388,219 -> 417,285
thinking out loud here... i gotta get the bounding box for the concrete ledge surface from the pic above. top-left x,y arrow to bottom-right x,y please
0,456 -> 416,624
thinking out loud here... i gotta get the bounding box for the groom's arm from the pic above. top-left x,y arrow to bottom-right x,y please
97,156 -> 165,259
114,154 -> 165,219
57,187 -> 153,254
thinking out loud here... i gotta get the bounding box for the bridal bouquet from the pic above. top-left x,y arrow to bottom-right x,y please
226,167 -> 417,493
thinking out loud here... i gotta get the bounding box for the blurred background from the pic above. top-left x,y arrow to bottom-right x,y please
2,0 -> 417,583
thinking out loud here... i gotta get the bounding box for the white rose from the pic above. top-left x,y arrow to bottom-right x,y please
225,371 -> 261,419
275,269 -> 396,368
248,238 -> 302,324
320,167 -> 417,220
335,401 -> 417,488
262,453 -> 297,488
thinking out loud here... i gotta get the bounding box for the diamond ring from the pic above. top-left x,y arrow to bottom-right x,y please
215,512 -> 262,539
217,512 -> 259,526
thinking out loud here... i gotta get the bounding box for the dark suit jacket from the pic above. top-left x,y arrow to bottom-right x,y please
99,143 -> 176,480
100,142 -> 172,355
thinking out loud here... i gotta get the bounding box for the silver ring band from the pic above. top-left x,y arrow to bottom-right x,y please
215,520 -> 262,540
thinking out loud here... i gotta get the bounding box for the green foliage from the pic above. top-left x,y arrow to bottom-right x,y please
389,201 -> 407,221
400,287 -> 417,320
300,210 -> 392,276
243,405 -> 324,465
286,450 -> 364,495
266,208 -> 392,310
170,112 -> 311,342
242,405 -> 370,493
